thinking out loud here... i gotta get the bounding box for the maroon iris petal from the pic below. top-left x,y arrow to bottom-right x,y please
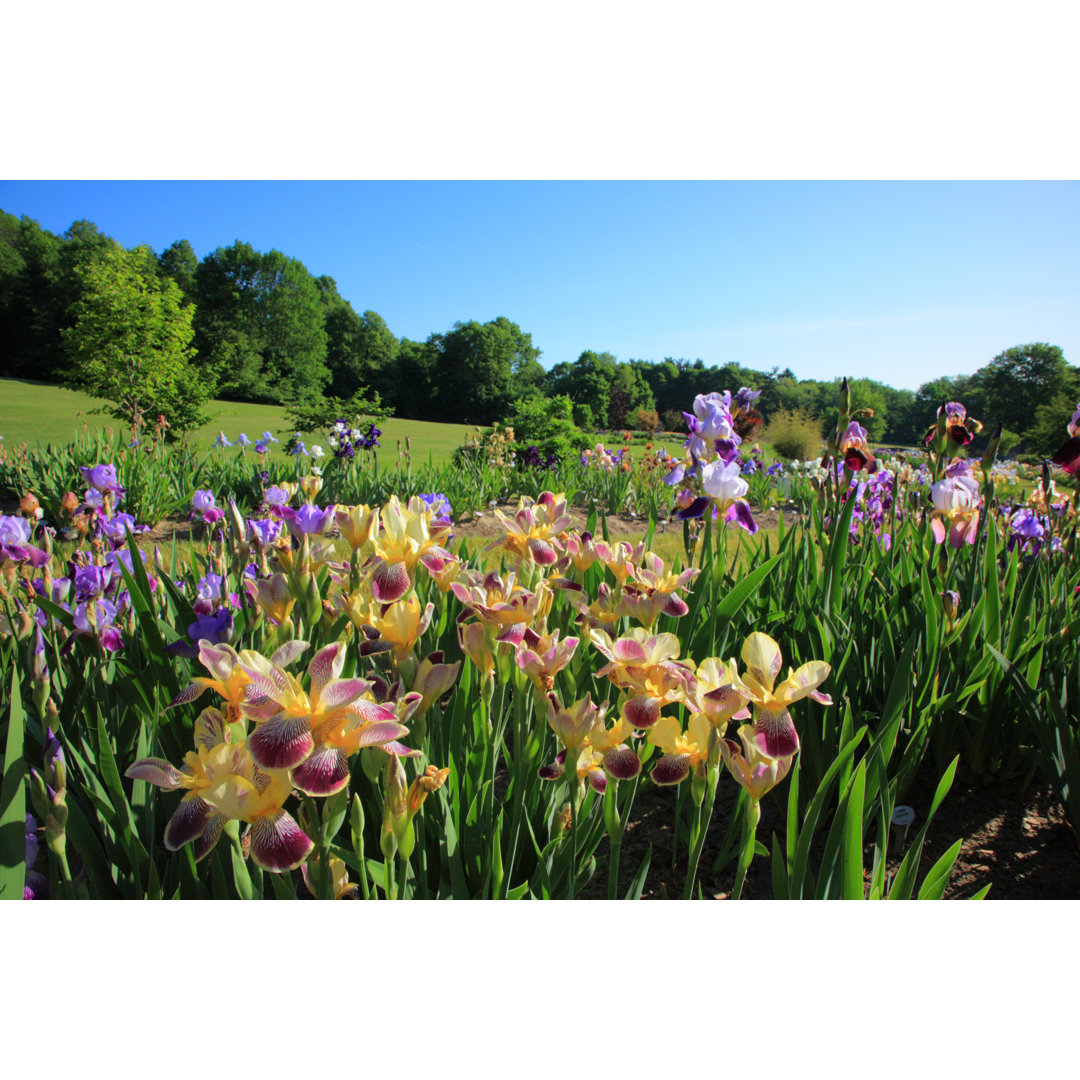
371,560 -> 411,603
651,754 -> 692,786
1051,437 -> 1080,475
248,811 -> 314,872
291,744 -> 351,796
247,714 -> 314,770
603,744 -> 641,780
164,795 -> 214,851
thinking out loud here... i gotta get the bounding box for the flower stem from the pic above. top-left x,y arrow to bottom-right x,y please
603,778 -> 622,900
731,799 -> 762,900
683,766 -> 719,900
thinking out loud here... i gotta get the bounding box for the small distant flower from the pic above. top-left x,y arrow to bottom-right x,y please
80,463 -> 125,498
214,432 -> 233,449
237,433 -> 251,447
290,438 -> 308,457
261,431 -> 279,444
255,439 -> 270,454
311,444 -> 325,459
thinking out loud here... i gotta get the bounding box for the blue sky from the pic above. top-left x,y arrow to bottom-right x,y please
2,179 -> 1076,391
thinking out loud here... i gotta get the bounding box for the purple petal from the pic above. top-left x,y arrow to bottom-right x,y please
164,795 -> 214,851
651,754 -> 692,786
247,714 -> 314,770
603,744 -> 641,780
291,745 -> 350,796
248,811 -> 314,872
675,497 -> 710,521
371,560 -> 410,603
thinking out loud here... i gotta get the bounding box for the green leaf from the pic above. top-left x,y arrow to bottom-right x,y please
0,668 -> 27,900
917,839 -> 963,899
841,761 -> 867,899
624,845 -> 653,900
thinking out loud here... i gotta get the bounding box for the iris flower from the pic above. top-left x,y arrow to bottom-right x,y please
589,627 -> 696,728
1051,401 -> 1080,475
647,712 -> 714,786
928,471 -> 981,547
488,491 -> 571,567
126,708 -> 314,871
240,642 -> 408,793
740,632 -> 831,759
720,723 -> 794,800
368,495 -> 454,602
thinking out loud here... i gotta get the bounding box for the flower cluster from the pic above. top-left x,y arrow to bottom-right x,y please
662,390 -> 761,533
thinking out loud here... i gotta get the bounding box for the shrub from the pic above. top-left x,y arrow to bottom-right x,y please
500,394 -> 591,465
661,408 -> 686,434
633,407 -> 661,434
763,408 -> 824,460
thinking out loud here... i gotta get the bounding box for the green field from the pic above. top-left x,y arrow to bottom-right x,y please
0,378 -> 476,468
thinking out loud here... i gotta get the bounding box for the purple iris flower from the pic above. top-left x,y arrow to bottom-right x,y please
1007,508 -> 1045,555
237,433 -> 251,446
214,433 -> 233,448
419,493 -> 453,524
193,490 -> 216,513
261,431 -> 279,444
264,486 -> 291,507
255,439 -> 270,454
84,488 -> 105,509
0,515 -> 49,567
279,503 -> 335,538
80,463 -> 125,497
73,563 -> 114,602
734,387 -> 762,410
100,512 -> 144,544
290,439 -> 308,457
187,606 -> 234,646
71,599 -> 123,652
196,572 -> 226,601
246,517 -> 282,548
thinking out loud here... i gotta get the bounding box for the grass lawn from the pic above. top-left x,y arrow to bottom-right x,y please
0,378 -> 476,468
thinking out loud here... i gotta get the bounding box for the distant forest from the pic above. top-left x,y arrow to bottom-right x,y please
1,209 -> 1076,453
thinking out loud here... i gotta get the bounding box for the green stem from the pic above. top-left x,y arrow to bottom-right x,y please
682,766 -> 719,900
603,777 -> 622,900
731,798 -> 761,900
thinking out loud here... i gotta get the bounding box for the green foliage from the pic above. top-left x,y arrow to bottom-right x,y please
430,317 -> 542,425
502,393 -> 590,463
283,388 -> 389,436
975,343 -> 1078,439
61,242 -> 213,437
192,242 -> 330,404
763,408 -> 824,460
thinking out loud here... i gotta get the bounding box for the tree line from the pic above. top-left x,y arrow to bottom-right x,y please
1,210 -> 1076,453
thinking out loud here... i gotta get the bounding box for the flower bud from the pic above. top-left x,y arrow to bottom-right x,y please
942,590 -> 960,627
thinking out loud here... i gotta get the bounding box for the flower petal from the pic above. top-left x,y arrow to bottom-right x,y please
752,704 -> 800,759
651,753 -> 691,786
126,757 -> 183,789
248,810 -> 314,872
164,795 -> 214,851
247,713 -> 314,770
291,745 -> 350,796
603,744 -> 641,780
622,694 -> 661,729
371,560 -> 411,603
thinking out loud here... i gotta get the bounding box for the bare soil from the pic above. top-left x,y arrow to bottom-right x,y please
578,763 -> 1080,900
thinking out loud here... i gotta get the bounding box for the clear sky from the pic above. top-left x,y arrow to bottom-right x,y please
2,179 -> 1076,393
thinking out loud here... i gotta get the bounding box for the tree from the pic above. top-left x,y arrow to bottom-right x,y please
431,317 -> 542,424
974,343 -> 1077,443
62,242 -> 212,436
193,242 -> 329,403
157,239 -> 199,306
